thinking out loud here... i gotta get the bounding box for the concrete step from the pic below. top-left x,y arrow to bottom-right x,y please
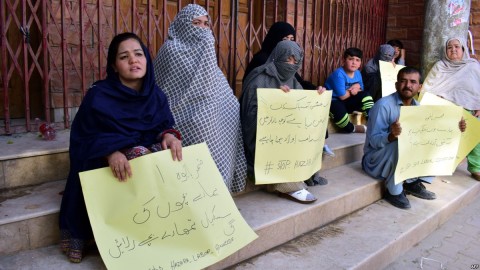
0,132 -> 366,256
226,162 -> 480,270
3,160 -> 477,270
210,161 -> 381,270
0,160 -> 381,269
0,130 -> 70,190
0,115 -> 363,191
0,180 -> 65,255
327,112 -> 366,135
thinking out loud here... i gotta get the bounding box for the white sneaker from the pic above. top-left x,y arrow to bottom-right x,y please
323,144 -> 335,157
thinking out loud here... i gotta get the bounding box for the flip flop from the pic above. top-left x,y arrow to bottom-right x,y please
278,189 -> 317,204
323,144 -> 336,157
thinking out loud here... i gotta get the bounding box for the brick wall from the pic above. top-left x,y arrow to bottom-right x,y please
385,0 -> 425,68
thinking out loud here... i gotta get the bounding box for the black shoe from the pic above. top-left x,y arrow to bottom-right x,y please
385,191 -> 411,209
304,172 -> 328,186
404,180 -> 436,200
304,179 -> 315,186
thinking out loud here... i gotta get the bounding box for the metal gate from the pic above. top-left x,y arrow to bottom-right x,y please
0,0 -> 387,135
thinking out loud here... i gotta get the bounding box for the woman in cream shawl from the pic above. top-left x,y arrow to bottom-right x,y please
422,37 -> 480,181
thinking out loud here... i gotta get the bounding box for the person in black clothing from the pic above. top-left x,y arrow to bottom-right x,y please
243,22 -> 316,90
387,39 -> 406,65
243,22 -> 334,186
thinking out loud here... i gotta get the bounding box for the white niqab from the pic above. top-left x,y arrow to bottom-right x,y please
153,4 -> 247,193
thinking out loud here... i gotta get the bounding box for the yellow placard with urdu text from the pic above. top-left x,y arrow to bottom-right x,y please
395,105 -> 463,184
379,60 -> 405,97
80,143 -> 258,270
254,88 -> 332,184
420,92 -> 480,169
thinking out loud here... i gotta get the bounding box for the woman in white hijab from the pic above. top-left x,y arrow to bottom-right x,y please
422,37 -> 480,181
154,4 -> 247,192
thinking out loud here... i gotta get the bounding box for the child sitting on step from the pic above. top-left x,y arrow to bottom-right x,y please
324,47 -> 374,133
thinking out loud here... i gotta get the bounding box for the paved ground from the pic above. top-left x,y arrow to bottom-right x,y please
385,195 -> 480,270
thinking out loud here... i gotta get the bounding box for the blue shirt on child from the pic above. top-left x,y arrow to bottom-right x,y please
324,67 -> 364,99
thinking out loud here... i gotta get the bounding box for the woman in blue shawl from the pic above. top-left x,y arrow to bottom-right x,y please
59,32 -> 182,263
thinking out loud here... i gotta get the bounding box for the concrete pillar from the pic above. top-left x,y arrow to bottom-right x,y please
422,0 -> 471,76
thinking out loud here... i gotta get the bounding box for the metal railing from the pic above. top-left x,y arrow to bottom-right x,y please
0,0 -> 387,134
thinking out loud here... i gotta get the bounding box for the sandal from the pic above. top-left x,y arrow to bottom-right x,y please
278,189 -> 317,204
323,144 -> 336,157
67,238 -> 85,263
354,124 -> 367,133
472,172 -> 480,181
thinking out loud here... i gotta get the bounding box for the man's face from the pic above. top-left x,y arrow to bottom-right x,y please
395,72 -> 421,100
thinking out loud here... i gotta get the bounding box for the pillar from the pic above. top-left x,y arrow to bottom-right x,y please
422,0 -> 471,76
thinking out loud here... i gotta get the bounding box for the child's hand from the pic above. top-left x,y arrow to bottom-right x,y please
348,83 -> 361,95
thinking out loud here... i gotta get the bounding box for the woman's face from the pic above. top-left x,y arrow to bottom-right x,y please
283,34 -> 295,41
113,38 -> 147,90
446,39 -> 464,61
192,15 -> 210,29
286,55 -> 298,65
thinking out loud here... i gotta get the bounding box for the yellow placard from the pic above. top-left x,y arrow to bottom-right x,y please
80,143 -> 257,270
395,105 -> 463,184
379,60 -> 405,97
254,88 -> 332,184
420,92 -> 480,169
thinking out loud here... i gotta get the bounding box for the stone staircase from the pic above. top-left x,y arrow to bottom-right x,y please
0,131 -> 70,255
228,163 -> 480,270
0,122 -> 479,270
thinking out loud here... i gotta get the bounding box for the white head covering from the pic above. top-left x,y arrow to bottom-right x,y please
422,37 -> 480,110
154,4 -> 247,192
167,4 -> 214,45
